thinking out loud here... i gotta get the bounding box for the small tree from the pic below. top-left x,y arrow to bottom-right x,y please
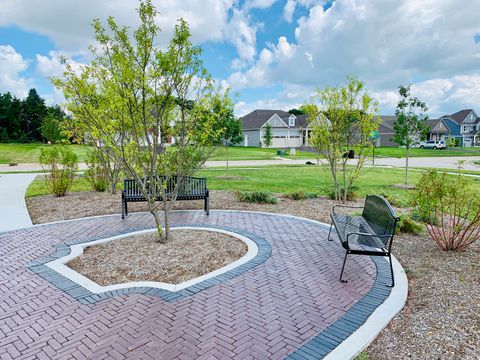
263,123 -> 272,148
393,84 -> 429,184
305,76 -> 380,202
217,106 -> 243,171
40,112 -> 65,144
53,1 -> 227,242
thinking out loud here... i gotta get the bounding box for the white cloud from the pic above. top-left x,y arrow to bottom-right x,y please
0,0 -> 260,65
35,51 -> 85,79
231,0 -> 480,114
283,0 -> 297,23
0,45 -> 32,97
224,9 -> 259,67
245,0 -> 278,10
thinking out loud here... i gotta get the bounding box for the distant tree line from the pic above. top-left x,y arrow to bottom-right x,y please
0,88 -> 70,143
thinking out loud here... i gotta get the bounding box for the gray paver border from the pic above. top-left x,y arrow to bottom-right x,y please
27,223 -> 272,305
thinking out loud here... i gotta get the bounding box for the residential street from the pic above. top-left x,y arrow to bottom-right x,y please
2,155 -> 479,173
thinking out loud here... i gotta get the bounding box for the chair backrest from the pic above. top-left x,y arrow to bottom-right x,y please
362,195 -> 399,237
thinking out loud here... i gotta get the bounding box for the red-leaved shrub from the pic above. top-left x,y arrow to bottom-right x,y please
413,170 -> 480,251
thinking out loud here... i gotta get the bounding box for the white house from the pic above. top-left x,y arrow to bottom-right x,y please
239,110 -> 310,148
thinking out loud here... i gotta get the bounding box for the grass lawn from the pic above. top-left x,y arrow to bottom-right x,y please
0,143 -> 91,164
208,146 -> 314,161
29,165 -> 474,207
4,143 -> 480,165
372,146 -> 480,158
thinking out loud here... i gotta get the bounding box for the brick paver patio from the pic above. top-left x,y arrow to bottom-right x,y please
0,210 -> 390,359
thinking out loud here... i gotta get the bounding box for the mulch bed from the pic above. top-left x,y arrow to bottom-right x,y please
68,229 -> 247,285
26,190 -> 480,359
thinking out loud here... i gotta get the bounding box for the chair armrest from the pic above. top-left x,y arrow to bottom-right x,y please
332,204 -> 364,213
344,232 -> 391,246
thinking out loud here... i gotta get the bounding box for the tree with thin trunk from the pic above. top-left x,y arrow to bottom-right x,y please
53,0 -> 228,242
393,84 -> 429,185
305,76 -> 380,202
263,123 -> 272,148
216,107 -> 243,173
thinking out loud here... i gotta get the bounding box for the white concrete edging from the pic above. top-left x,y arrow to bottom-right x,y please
45,226 -> 258,294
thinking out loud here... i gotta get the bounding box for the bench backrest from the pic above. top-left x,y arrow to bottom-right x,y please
124,176 -> 207,196
362,195 -> 399,238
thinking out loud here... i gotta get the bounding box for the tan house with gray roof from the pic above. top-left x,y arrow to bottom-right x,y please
239,110 -> 310,148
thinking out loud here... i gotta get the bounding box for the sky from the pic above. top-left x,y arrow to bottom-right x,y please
0,0 -> 479,118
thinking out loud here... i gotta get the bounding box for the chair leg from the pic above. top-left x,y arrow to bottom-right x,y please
327,222 -> 334,241
340,251 -> 349,283
205,196 -> 209,215
386,253 -> 395,288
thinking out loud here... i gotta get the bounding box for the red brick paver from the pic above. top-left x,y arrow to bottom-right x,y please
0,211 -> 376,359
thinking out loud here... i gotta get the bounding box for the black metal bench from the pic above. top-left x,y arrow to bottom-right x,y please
328,195 -> 400,287
121,176 -> 209,219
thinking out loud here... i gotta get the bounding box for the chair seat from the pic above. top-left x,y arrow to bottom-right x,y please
330,213 -> 387,251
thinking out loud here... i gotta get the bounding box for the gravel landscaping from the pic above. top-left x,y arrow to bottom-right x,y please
68,229 -> 247,285
26,190 -> 479,359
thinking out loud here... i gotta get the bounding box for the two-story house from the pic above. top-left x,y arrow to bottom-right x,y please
428,109 -> 479,147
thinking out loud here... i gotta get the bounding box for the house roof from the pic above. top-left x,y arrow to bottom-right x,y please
378,115 -> 396,134
442,109 -> 473,124
239,109 -> 309,129
426,119 -> 452,133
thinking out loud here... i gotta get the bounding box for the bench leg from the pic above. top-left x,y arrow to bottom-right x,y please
339,251 -> 349,283
386,253 -> 395,288
327,222 -> 334,241
121,196 -> 125,219
204,195 -> 209,215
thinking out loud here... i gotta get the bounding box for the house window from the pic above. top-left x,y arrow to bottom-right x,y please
462,125 -> 469,133
289,116 -> 295,127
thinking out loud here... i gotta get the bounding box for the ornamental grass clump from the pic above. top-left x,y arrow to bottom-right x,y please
39,146 -> 78,196
413,170 -> 480,251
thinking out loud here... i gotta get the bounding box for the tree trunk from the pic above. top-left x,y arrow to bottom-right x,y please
225,143 -> 229,175
405,147 -> 409,185
151,209 -> 165,243
163,206 -> 171,242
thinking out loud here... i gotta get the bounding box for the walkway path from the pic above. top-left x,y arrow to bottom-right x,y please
1,155 -> 480,172
0,211 -> 407,359
0,173 -> 36,232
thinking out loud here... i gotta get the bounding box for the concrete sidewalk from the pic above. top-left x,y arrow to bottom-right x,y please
0,173 -> 36,232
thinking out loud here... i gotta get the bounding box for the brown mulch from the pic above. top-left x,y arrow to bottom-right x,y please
26,190 -> 480,359
68,229 -> 247,285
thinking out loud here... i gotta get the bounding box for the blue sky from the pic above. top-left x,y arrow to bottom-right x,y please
1,0 -> 479,117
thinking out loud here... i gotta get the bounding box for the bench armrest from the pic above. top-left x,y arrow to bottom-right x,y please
333,204 -> 364,213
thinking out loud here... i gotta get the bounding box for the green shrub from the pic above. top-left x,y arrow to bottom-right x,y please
380,192 -> 411,208
39,146 -> 78,196
236,191 -> 278,204
84,150 -> 107,192
286,191 -> 318,200
396,214 -> 423,235
412,170 -> 480,251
